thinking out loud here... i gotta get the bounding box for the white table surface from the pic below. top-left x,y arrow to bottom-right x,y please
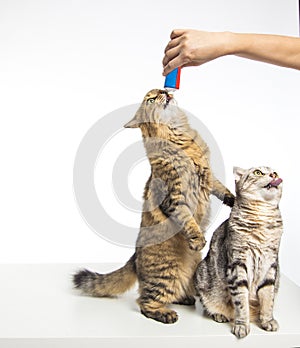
0,263 -> 299,348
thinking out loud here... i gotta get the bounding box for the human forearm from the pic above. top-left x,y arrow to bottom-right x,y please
230,32 -> 300,70
162,29 -> 300,75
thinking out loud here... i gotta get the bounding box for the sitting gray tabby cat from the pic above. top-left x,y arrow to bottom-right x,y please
194,166 -> 283,338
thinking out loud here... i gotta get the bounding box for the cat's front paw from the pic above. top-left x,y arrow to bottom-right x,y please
261,319 -> 279,332
231,322 -> 250,338
188,235 -> 206,251
223,193 -> 235,207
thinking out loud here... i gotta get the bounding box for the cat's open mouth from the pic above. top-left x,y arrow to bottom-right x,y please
164,93 -> 174,109
159,90 -> 174,109
264,178 -> 283,190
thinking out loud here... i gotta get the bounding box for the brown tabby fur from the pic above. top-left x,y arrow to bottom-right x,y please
73,89 -> 234,324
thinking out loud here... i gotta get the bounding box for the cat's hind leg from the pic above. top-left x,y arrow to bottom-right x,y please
202,302 -> 231,323
137,284 -> 179,324
199,290 -> 233,324
137,273 -> 186,324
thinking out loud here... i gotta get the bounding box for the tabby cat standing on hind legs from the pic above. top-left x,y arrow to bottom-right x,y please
194,166 -> 283,338
73,89 -> 234,324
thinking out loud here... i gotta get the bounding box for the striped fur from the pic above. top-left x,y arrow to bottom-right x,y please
194,166 -> 283,338
73,89 -> 234,324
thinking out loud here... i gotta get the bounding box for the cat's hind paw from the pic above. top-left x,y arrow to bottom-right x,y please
261,319 -> 279,332
212,313 -> 229,323
141,308 -> 178,324
231,323 -> 250,338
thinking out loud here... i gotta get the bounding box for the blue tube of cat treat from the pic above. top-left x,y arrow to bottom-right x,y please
164,67 -> 181,90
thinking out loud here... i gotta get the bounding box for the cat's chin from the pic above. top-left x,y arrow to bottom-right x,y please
261,188 -> 282,202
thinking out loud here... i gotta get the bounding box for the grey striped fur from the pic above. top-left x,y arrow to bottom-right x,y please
194,166 -> 283,338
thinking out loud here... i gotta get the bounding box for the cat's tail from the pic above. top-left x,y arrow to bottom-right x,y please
73,253 -> 137,297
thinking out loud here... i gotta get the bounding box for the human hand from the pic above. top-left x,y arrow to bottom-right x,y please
162,29 -> 233,75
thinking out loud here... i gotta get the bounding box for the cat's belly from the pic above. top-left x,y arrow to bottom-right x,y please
176,233 -> 202,293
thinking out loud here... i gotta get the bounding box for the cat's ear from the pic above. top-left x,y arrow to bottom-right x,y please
124,116 -> 139,128
233,166 -> 246,183
124,108 -> 142,128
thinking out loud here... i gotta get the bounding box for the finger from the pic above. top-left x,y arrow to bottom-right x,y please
170,29 -> 185,39
162,46 -> 181,68
162,55 -> 183,76
164,36 -> 181,53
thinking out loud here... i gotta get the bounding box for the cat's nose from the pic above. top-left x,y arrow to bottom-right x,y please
269,172 -> 277,178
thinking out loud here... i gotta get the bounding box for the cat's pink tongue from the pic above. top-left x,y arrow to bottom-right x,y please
270,178 -> 283,187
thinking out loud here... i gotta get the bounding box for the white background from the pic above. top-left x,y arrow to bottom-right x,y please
0,0 -> 299,285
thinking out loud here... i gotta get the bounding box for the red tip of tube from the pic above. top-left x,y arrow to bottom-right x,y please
175,67 -> 181,89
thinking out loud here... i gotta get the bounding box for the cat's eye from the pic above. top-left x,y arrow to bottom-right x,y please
147,98 -> 156,104
253,169 -> 264,176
